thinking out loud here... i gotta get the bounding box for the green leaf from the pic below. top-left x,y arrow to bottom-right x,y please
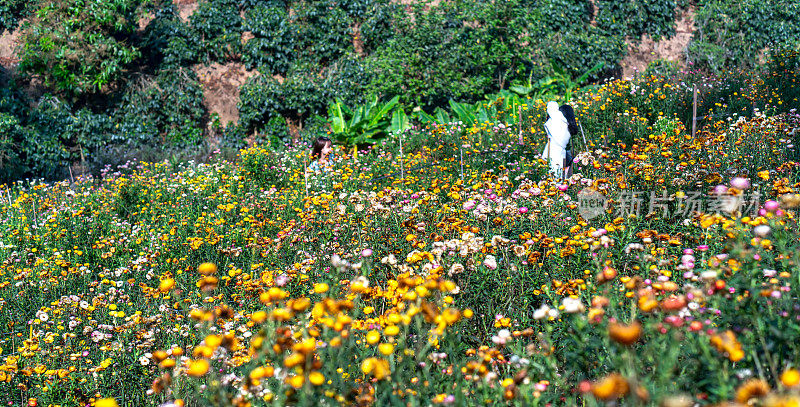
390,108 -> 410,135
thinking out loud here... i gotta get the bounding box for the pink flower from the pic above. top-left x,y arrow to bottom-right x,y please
361,248 -> 373,257
764,200 -> 780,212
519,207 -> 528,214
712,185 -> 728,195
730,177 -> 750,190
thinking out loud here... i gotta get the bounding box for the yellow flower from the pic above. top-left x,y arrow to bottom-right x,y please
736,378 -> 770,403
309,371 -> 325,385
782,369 -> 800,387
158,278 -> 175,293
313,283 -> 329,293
287,374 -> 305,388
366,330 -> 381,345
251,311 -> 267,323
378,343 -> 395,356
198,262 -> 217,275
608,320 -> 642,346
187,359 -> 210,377
95,399 -> 119,407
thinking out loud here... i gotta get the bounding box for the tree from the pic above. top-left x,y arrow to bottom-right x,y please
17,0 -> 144,100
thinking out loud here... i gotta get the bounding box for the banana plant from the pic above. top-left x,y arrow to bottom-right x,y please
324,95 -> 401,145
415,107 -> 452,126
390,108 -> 411,135
510,61 -> 605,101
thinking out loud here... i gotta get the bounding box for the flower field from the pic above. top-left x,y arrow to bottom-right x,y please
1,53 -> 800,406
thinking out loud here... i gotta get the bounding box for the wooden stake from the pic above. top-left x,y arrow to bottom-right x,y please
303,157 -> 309,200
399,134 -> 405,182
692,84 -> 698,139
518,106 -> 523,145
459,146 -> 464,182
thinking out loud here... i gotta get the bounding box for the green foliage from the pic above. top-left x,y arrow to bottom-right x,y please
0,0 -> 31,33
536,0 -> 592,33
596,0 -> 678,40
17,0 -> 143,99
544,26 -> 627,81
242,0 -> 352,74
113,68 -> 207,147
241,6 -> 295,74
689,0 -> 800,73
356,1 -> 401,54
324,95 -> 401,145
364,3 -> 493,110
238,65 -> 330,139
0,113 -> 27,183
140,3 -> 202,70
12,97 -> 72,181
190,0 -> 244,62
511,61 -> 604,101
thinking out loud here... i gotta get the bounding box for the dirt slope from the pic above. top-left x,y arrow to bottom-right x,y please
621,7 -> 695,79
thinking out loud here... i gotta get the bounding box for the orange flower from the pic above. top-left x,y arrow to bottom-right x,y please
608,320 -> 642,346
735,378 -> 770,403
591,373 -> 629,401
186,359 -> 210,377
158,278 -> 175,293
198,262 -> 217,276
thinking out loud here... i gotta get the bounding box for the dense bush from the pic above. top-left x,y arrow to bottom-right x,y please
17,0 -> 143,100
0,0 -> 30,33
190,0 -> 244,62
140,3 -> 203,70
113,68 -> 207,147
241,6 -> 295,74
242,0 -> 352,75
238,64 -> 330,140
543,26 -> 628,81
595,0 -> 679,40
689,0 -> 800,73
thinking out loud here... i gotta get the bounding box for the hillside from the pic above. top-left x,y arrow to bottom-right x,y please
1,0 -> 799,185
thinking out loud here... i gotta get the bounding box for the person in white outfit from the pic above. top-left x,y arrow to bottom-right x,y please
541,101 -> 572,178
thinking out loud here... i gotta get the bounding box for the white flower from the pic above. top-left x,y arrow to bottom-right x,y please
753,225 -> 771,237
483,255 -> 497,270
700,270 -> 718,281
561,297 -> 585,314
533,304 -> 551,320
448,263 -> 464,276
491,329 -> 512,345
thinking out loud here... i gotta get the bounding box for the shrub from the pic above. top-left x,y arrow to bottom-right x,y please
0,113 -> 27,184
0,0 -> 31,33
139,3 -> 202,70
17,0 -> 142,99
595,0 -> 678,41
242,0 -> 352,74
543,26 -> 627,81
241,6 -> 295,74
113,68 -> 207,147
689,0 -> 800,73
238,64 -> 330,140
190,0 -> 244,62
